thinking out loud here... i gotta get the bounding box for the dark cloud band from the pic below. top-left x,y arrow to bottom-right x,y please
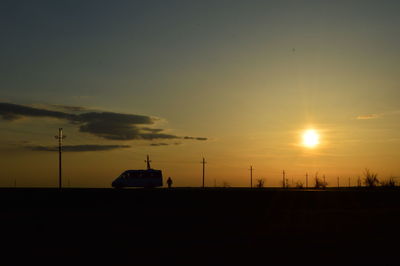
0,102 -> 74,121
0,102 -> 207,141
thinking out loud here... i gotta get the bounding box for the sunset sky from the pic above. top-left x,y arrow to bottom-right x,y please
1,0 -> 400,187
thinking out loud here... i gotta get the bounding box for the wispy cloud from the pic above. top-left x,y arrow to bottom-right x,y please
150,143 -> 169,146
183,136 -> 208,141
356,114 -> 380,120
26,144 -> 130,152
356,110 -> 400,120
0,102 -> 208,142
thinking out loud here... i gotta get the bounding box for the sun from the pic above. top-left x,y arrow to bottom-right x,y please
302,129 -> 319,148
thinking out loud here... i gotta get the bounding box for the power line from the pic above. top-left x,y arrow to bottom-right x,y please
201,157 -> 207,188
249,165 -> 254,188
55,128 -> 66,189
282,170 -> 286,188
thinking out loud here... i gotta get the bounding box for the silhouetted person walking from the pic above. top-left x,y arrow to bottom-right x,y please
167,177 -> 173,188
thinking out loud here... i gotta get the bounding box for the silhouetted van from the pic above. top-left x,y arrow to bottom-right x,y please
112,155 -> 163,188
112,169 -> 163,188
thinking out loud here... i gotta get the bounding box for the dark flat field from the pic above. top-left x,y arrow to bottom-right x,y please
1,188 -> 399,265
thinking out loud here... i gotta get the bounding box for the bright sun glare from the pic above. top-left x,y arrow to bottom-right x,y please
302,129 -> 319,148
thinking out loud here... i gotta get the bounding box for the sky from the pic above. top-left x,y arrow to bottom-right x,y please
1,0 -> 400,187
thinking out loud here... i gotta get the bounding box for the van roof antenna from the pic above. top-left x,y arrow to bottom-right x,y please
145,155 -> 152,170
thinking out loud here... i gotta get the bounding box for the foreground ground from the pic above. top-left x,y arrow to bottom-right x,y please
0,187 -> 399,265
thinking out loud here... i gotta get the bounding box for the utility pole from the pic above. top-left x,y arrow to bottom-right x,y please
306,173 -> 308,188
249,166 -> 254,188
55,128 -> 66,189
348,177 -> 351,188
282,170 -> 286,188
337,177 -> 340,188
201,157 -> 206,188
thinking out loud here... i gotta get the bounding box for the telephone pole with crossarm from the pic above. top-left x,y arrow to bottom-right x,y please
55,128 -> 66,189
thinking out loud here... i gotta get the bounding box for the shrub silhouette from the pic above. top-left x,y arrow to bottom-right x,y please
314,173 -> 326,189
380,177 -> 396,188
256,178 -> 265,188
363,169 -> 379,188
222,181 -> 230,188
295,181 -> 304,189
